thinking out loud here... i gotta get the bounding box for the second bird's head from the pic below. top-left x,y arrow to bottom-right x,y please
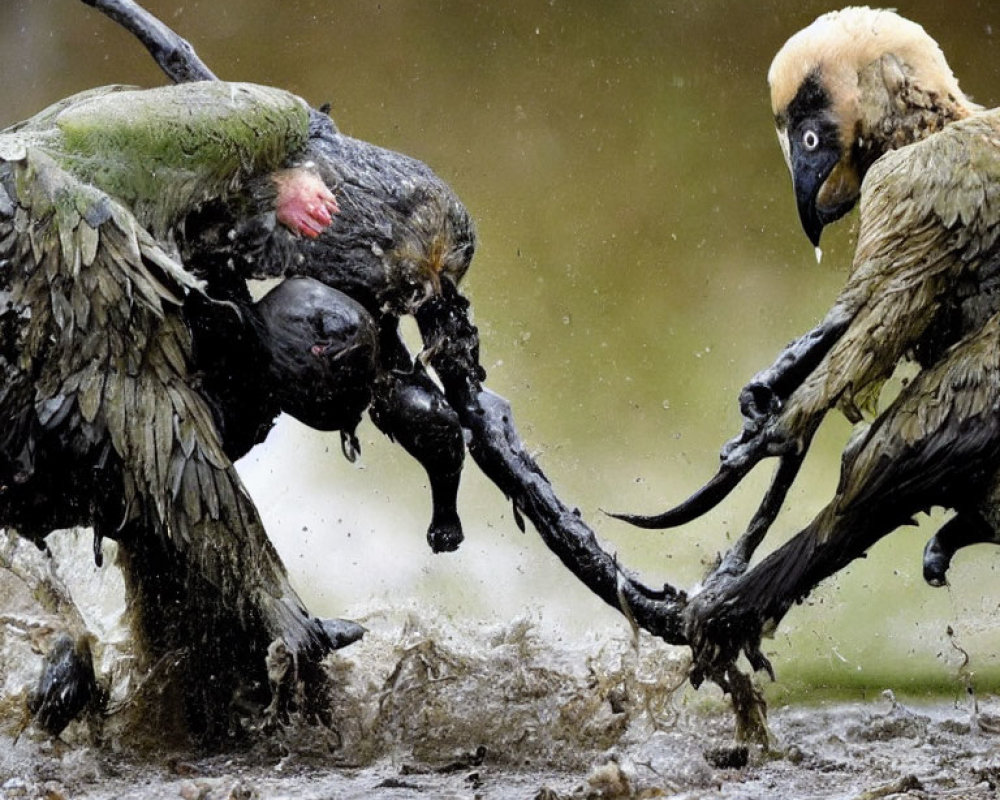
768,7 -> 977,246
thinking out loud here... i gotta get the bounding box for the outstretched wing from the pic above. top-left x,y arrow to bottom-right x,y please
0,141 -> 323,652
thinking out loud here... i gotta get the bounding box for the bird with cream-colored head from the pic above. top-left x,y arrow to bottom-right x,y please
767,7 -> 979,248
768,7 -> 970,127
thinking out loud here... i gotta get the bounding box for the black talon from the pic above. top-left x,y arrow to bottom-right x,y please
608,463 -> 749,530
320,617 -> 367,649
607,421 -> 793,531
922,537 -> 951,587
745,642 -> 775,681
27,633 -> 103,738
370,357 -> 467,553
923,512 -> 998,587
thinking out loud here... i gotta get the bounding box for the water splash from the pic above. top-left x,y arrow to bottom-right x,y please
324,605 -> 691,768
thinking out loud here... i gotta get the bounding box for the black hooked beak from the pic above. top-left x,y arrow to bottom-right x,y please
786,125 -> 860,248
791,142 -> 841,247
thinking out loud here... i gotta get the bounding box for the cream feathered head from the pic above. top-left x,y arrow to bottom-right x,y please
768,7 -> 975,245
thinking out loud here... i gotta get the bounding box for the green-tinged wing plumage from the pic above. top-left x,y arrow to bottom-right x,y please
0,122 -> 319,651
5,82 -> 310,237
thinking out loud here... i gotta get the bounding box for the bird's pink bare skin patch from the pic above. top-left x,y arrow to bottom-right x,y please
273,167 -> 339,238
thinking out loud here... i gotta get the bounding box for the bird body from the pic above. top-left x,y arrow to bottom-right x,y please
0,67 -> 484,738
622,8 -> 1000,686
0,81 -> 315,550
780,107 -> 1000,437
764,6 -> 1000,445
615,9 -> 1000,536
0,80 -> 352,740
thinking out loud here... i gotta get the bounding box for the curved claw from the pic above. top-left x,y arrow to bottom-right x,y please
607,464 -> 749,529
923,512 -> 997,587
320,617 -> 367,649
610,383 -> 806,532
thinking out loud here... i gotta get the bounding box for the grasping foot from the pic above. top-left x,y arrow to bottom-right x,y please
274,166 -> 339,238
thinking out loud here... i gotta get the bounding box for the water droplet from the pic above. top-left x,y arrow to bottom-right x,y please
814,246 -> 823,264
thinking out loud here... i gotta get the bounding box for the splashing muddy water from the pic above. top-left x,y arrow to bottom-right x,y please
3,531 -> 1000,799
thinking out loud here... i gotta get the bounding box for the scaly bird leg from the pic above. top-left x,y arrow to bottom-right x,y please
718,449 -> 807,575
415,280 -> 690,644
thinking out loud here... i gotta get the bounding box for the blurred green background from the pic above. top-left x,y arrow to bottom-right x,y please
3,0 -> 1000,700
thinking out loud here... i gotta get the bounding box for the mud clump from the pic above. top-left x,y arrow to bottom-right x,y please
704,744 -> 749,769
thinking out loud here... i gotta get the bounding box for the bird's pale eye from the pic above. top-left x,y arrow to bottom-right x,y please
802,129 -> 820,151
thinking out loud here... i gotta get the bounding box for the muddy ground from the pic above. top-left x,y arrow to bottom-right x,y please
2,531 -> 999,800
3,672 -> 1000,799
